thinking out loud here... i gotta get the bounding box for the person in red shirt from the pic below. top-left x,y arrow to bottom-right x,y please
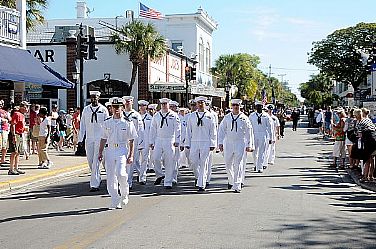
0,100 -> 11,165
8,101 -> 29,175
29,104 -> 40,155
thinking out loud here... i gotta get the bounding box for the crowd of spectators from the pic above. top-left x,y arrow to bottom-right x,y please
0,99 -> 81,175
315,105 -> 376,182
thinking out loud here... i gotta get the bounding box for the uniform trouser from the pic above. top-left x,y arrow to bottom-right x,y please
153,139 -> 175,186
253,133 -> 268,171
179,149 -> 188,167
172,147 -> 179,183
206,151 -> 213,183
105,148 -> 129,206
189,141 -> 211,188
264,143 -> 271,166
127,138 -> 140,187
268,142 -> 276,164
224,141 -> 246,191
148,149 -> 155,169
139,146 -> 150,182
86,140 -> 101,188
242,151 -> 248,183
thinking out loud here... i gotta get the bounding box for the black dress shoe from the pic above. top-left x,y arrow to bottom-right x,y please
172,181 -> 177,186
198,187 -> 205,192
149,169 -> 155,173
227,183 -> 233,190
206,182 -> 210,187
89,187 -> 100,192
194,179 -> 198,187
154,176 -> 165,185
263,166 -> 267,170
140,181 -> 146,185
165,186 -> 172,189
241,183 -> 244,188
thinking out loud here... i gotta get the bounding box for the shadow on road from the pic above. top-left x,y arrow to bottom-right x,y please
0,207 -> 109,224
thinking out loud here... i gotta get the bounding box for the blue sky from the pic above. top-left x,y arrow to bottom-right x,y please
44,0 -> 376,99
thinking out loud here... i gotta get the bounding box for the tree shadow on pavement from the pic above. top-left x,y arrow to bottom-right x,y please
264,216 -> 376,249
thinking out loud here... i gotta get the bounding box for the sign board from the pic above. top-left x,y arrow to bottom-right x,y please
27,45 -> 67,75
191,84 -> 225,98
0,7 -> 20,46
149,83 -> 186,93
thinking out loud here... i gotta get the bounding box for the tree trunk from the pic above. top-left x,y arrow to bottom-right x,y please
127,62 -> 138,95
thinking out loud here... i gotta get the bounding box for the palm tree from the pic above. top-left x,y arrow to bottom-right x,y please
0,0 -> 47,31
111,20 -> 166,95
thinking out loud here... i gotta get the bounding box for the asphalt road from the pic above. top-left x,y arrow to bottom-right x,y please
0,122 -> 375,249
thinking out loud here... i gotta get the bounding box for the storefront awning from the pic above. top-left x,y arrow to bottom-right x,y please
0,45 -> 73,88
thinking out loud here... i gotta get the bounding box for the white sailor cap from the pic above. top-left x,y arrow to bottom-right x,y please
266,104 -> 274,110
194,96 -> 208,102
105,102 -> 111,106
89,91 -> 101,97
122,96 -> 134,101
169,100 -> 179,106
110,97 -> 124,106
148,103 -> 158,109
138,100 -> 149,106
205,99 -> 212,106
231,99 -> 242,105
159,98 -> 170,104
189,99 -> 196,105
179,107 -> 187,112
254,100 -> 263,106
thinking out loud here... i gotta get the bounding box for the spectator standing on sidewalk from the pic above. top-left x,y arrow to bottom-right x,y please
72,107 -> 80,151
8,101 -> 30,175
330,110 -> 346,169
37,107 -> 53,169
344,109 -> 357,169
0,100 -> 11,165
29,104 -> 40,155
56,110 -> 67,151
324,106 -> 333,137
316,109 -> 324,135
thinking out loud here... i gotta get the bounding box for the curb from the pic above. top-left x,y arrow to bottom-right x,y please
0,163 -> 88,193
345,168 -> 376,193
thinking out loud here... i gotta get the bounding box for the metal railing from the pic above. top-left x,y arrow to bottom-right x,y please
0,6 -> 20,46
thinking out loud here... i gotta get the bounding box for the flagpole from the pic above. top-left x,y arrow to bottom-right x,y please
138,1 -> 140,18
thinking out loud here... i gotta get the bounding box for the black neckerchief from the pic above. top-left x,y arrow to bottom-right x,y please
231,113 -> 241,132
142,113 -> 148,130
160,112 -> 170,128
256,112 -> 262,125
90,105 -> 100,123
124,111 -> 134,122
196,111 -> 206,126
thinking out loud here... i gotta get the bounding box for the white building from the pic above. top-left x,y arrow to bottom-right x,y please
26,1 -> 224,109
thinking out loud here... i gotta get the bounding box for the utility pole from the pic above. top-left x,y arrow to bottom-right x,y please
185,57 -> 190,107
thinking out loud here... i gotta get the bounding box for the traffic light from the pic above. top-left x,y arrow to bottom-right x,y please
77,35 -> 88,60
88,35 -> 98,60
185,65 -> 191,81
190,67 -> 197,81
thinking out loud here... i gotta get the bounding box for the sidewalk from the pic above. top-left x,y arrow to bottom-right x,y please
0,148 -> 88,193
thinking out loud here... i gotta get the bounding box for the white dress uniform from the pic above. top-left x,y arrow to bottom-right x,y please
206,107 -> 218,183
186,110 -> 217,189
139,112 -> 153,182
218,111 -> 254,191
266,113 -> 280,165
149,110 -> 181,187
102,114 -> 138,208
178,112 -> 188,168
78,102 -> 109,189
124,109 -> 144,187
249,111 -> 273,172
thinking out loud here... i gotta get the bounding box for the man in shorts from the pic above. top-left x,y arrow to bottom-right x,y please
9,101 -> 29,175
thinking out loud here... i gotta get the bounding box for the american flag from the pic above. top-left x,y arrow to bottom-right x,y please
261,88 -> 267,105
140,3 -> 163,20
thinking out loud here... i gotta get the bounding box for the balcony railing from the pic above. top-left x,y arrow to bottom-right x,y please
0,6 -> 20,46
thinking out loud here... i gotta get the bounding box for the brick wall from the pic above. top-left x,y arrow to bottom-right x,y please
66,37 -> 78,109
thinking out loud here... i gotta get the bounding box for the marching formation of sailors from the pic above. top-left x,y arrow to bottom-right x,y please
79,92 -> 279,209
